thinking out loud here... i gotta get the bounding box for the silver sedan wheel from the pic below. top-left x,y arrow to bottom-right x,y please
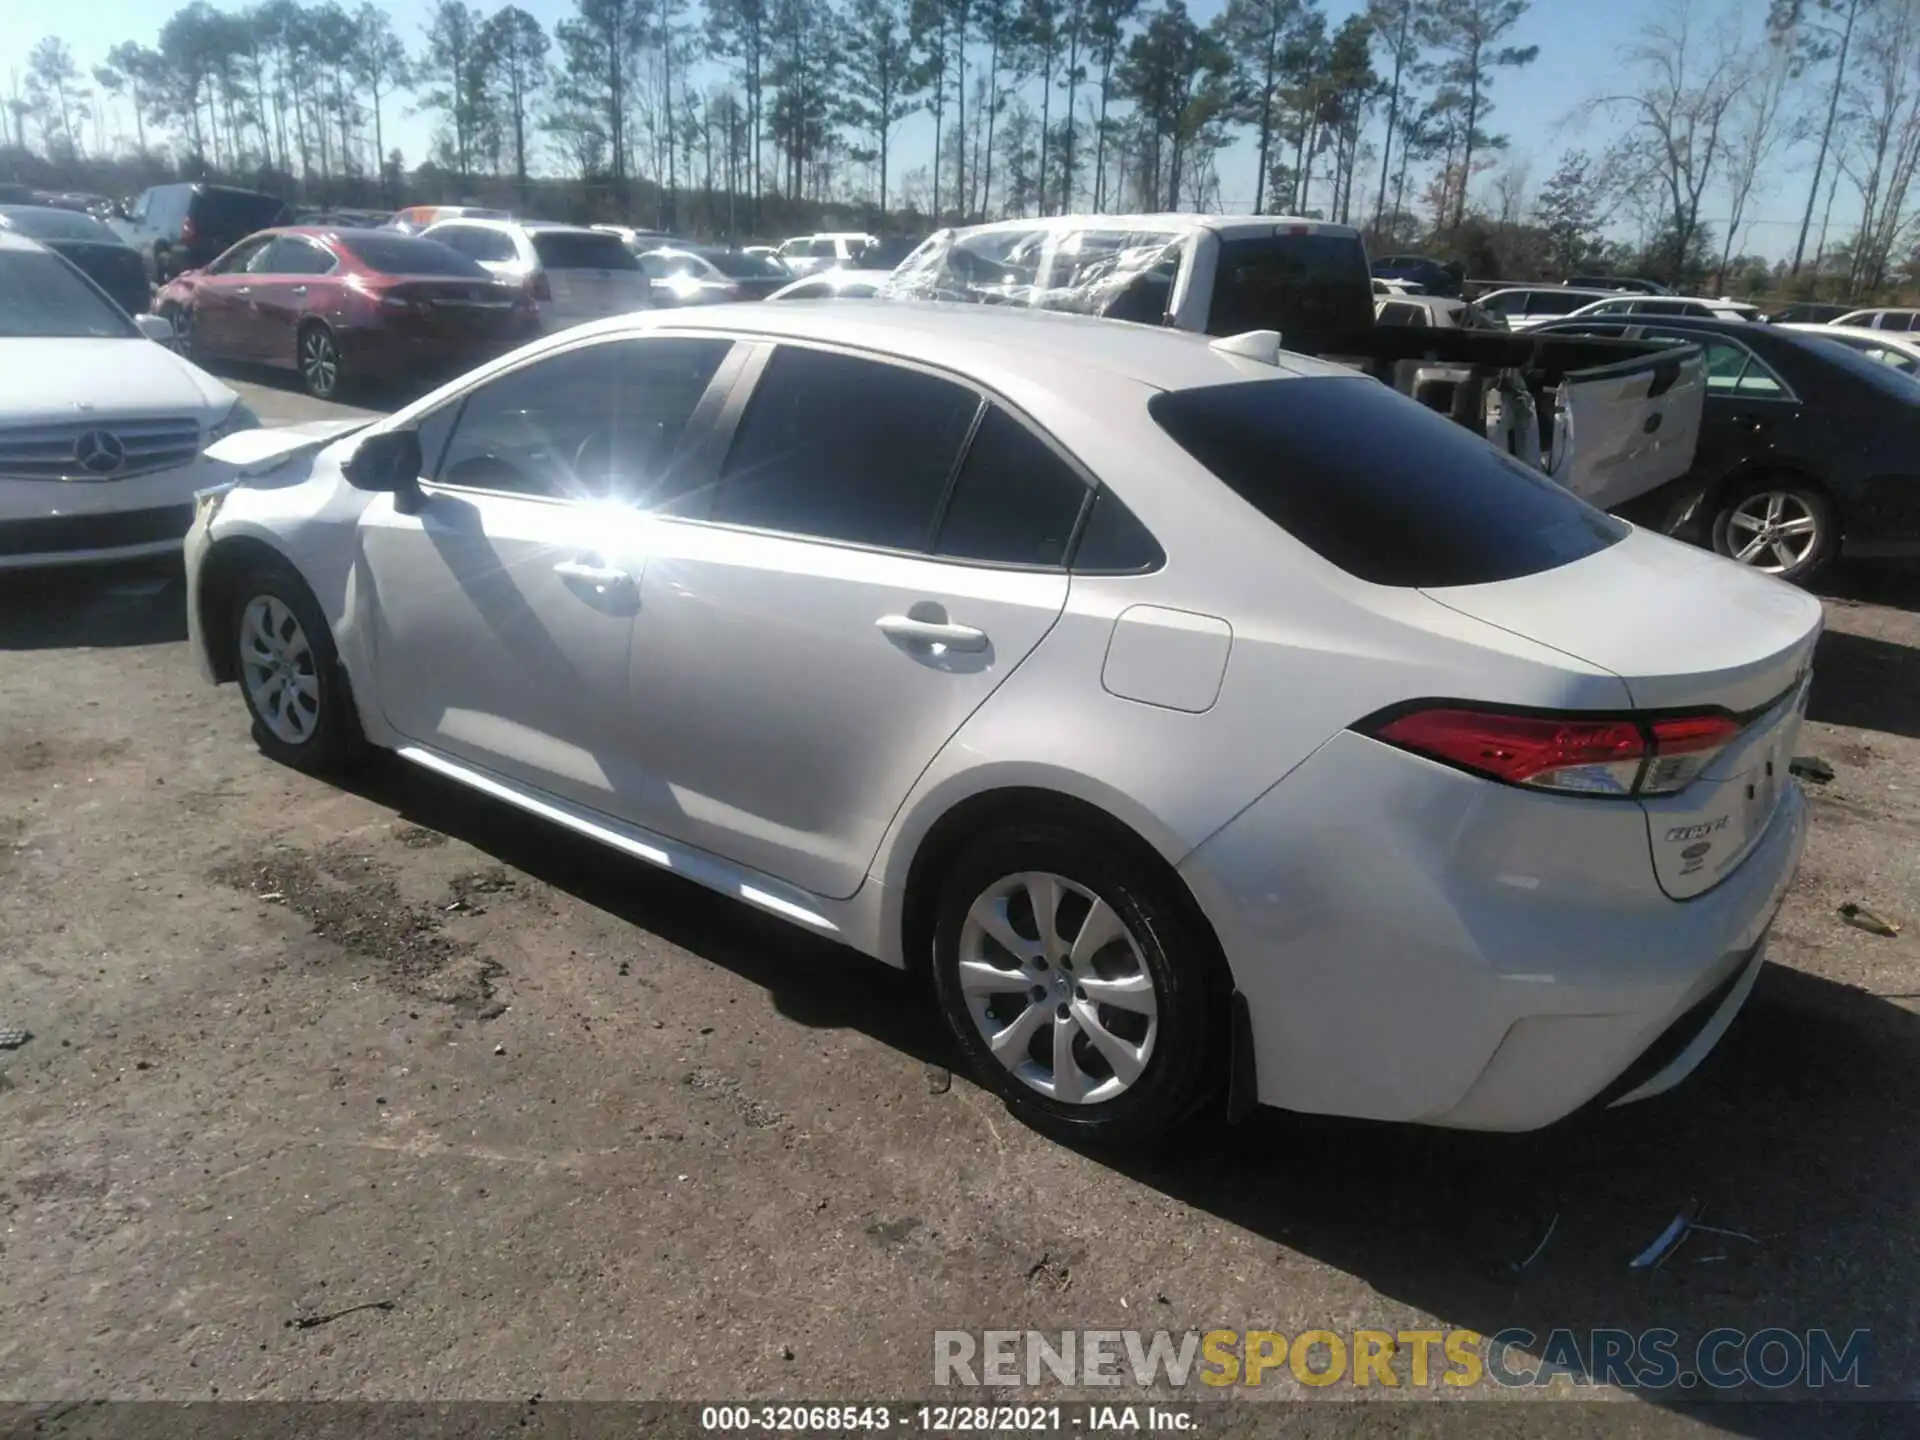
239,595 -> 321,745
1725,491 -> 1820,573
957,871 -> 1159,1106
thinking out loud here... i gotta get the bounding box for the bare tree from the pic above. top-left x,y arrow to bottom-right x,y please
1839,0 -> 1920,292
1716,29 -> 1797,290
1768,0 -> 1872,277
1591,0 -> 1746,281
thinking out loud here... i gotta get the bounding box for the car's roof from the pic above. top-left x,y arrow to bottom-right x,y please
567,299 -> 1356,391
1791,323 -> 1920,348
1483,285 -> 1614,297
0,229 -> 46,253
1838,306 -> 1920,318
946,212 -> 1361,241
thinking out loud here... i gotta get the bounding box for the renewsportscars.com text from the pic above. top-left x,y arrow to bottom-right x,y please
933,1327 -> 1873,1391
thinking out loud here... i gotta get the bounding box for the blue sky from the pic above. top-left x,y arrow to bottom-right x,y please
1,0 -> 1833,259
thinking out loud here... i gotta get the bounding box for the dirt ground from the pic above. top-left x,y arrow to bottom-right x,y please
1,380 -> 1915,1430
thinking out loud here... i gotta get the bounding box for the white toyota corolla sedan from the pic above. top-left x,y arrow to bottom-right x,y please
0,230 -> 258,569
183,302 -> 1822,1148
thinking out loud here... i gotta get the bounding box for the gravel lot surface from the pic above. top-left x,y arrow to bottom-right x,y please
0,371 -> 1914,1434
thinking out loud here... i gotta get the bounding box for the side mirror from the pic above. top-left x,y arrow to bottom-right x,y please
134,313 -> 175,345
344,428 -> 424,511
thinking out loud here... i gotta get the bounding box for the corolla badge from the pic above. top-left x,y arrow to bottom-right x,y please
74,429 -> 126,476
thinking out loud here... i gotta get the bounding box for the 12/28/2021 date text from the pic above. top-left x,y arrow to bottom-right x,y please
699,1405 -> 1199,1431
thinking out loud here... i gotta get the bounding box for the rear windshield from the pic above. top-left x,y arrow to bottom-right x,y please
1796,333 -> 1920,403
0,206 -> 119,243
1207,234 -> 1375,351
197,188 -> 292,232
1149,377 -> 1628,587
700,248 -> 786,278
338,233 -> 488,277
1526,290 -> 1596,315
531,231 -> 639,271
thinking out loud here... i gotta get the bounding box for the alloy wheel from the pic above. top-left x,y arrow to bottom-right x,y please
1725,491 -> 1820,573
957,871 -> 1159,1106
239,595 -> 321,745
301,328 -> 339,397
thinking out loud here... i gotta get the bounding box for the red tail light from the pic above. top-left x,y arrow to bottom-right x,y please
180,215 -> 199,247
1368,706 -> 1744,797
528,272 -> 552,303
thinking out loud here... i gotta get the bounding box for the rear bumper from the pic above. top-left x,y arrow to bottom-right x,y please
1179,730 -> 1808,1131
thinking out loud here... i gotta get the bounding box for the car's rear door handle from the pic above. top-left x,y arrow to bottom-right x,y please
876,614 -> 988,652
554,558 -> 632,588
234,285 -> 251,295
289,285 -> 308,296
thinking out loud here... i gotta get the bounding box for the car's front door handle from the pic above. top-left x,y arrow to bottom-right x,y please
289,285 -> 308,296
553,558 -> 632,588
234,285 -> 251,295
876,614 -> 988,652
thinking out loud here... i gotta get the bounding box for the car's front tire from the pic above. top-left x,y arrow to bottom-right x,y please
930,821 -> 1224,1151
1710,475 -> 1836,586
230,558 -> 360,775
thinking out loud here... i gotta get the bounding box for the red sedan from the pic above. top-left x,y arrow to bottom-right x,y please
153,227 -> 538,399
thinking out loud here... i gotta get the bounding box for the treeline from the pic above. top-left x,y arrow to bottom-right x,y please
4,0 -> 1918,297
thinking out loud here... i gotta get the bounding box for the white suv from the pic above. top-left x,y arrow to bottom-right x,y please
423,219 -> 653,332
776,232 -> 879,277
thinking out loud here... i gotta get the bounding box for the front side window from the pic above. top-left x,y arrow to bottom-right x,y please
933,406 -> 1090,566
433,337 -> 733,503
710,346 -> 980,550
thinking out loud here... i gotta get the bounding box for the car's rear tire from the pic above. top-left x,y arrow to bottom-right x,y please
298,321 -> 346,401
230,557 -> 361,775
1709,475 -> 1836,586
930,821 -> 1224,1151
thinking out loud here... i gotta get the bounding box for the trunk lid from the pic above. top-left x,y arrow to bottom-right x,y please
383,279 -> 524,338
1423,526 -> 1824,899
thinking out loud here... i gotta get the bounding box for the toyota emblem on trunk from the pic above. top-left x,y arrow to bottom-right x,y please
75,429 -> 126,475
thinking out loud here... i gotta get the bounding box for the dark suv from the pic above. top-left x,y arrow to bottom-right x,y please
114,183 -> 293,283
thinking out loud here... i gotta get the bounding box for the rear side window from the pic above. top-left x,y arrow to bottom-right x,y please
1207,234 -> 1375,350
532,230 -> 640,271
1071,490 -> 1164,572
933,407 -> 1089,566
195,189 -> 290,233
1148,378 -> 1627,588
713,346 -> 980,550
1376,302 -> 1423,326
1525,291 -> 1590,316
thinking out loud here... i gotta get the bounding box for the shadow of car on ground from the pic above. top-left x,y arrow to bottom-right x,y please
340,752 -> 1916,1429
